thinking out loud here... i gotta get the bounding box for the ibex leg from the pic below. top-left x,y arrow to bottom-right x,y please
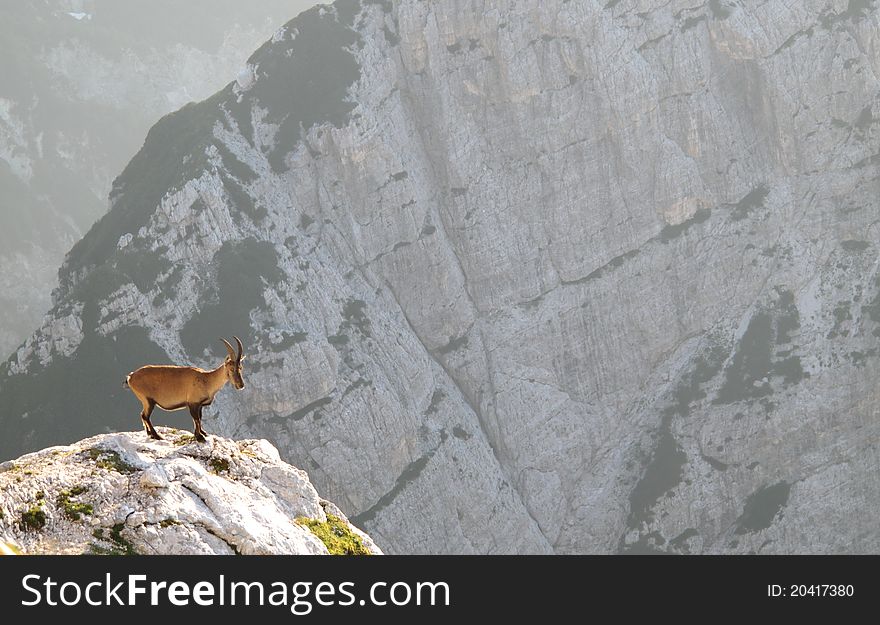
141,399 -> 162,440
196,404 -> 209,439
188,404 -> 207,443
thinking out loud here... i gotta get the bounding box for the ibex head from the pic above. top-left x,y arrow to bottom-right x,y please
221,336 -> 246,390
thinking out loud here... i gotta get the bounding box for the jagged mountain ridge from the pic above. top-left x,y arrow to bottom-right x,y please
0,0 -> 316,359
2,0 -> 879,553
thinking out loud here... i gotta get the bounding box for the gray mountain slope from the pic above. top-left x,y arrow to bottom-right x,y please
1,0 -> 878,553
0,0 -> 315,358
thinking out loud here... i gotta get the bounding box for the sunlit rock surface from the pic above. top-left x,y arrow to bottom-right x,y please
1,0 -> 878,553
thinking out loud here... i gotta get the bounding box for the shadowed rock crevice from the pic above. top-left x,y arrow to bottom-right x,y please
735,482 -> 792,535
352,443 -> 439,526
180,238 -> 284,357
714,289 -> 807,405
625,415 -> 687,534
378,276 -> 552,550
2,0 -> 879,554
237,0 -> 363,172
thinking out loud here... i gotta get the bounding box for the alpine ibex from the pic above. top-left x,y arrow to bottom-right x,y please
124,337 -> 245,442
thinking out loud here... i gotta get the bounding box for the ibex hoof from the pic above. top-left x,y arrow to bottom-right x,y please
195,434 -> 207,443
150,433 -> 164,441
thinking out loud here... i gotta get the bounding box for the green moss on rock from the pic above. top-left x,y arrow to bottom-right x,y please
90,523 -> 138,556
57,486 -> 94,521
297,514 -> 371,555
208,457 -> 231,474
84,448 -> 137,474
19,505 -> 46,532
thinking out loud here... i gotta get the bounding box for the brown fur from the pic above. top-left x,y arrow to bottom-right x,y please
125,337 -> 245,442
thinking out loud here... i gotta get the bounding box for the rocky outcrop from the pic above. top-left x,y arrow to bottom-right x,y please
0,430 -> 381,555
0,0 -> 312,358
1,0 -> 878,553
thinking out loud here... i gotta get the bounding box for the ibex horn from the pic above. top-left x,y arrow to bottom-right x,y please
234,336 -> 244,361
221,338 -> 236,361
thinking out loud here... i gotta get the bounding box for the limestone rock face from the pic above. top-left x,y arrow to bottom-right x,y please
1,0 -> 878,553
0,430 -> 382,555
0,0 -> 314,358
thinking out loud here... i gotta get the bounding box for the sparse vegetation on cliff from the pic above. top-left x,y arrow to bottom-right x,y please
19,504 -> 46,532
57,486 -> 93,521
0,430 -> 381,555
297,514 -> 371,555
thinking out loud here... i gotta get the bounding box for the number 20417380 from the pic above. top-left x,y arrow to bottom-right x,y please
768,584 -> 854,597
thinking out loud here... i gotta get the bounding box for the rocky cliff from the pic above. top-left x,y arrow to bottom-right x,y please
0,430 -> 381,555
1,0 -> 878,554
0,0 -> 315,358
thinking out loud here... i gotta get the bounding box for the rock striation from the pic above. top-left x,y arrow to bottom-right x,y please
0,0 -> 313,358
1,0 -> 878,553
0,430 -> 381,555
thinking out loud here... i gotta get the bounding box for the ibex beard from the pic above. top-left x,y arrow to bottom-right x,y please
124,337 -> 245,442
